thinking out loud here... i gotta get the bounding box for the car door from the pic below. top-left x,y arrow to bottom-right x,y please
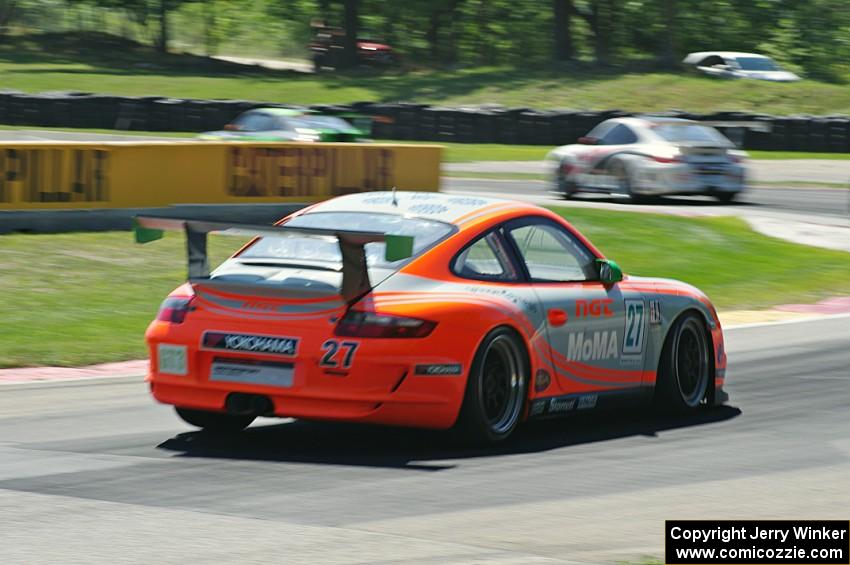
503,217 -> 648,404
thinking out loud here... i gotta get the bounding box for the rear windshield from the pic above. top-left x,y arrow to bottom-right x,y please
653,124 -> 730,145
239,212 -> 455,267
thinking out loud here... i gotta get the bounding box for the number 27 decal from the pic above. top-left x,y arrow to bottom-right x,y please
623,299 -> 645,355
320,340 -> 360,369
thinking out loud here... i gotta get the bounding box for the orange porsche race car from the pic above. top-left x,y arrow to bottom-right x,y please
137,191 -> 728,444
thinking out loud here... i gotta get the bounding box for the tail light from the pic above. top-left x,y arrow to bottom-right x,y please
334,311 -> 437,338
652,154 -> 681,164
156,296 -> 195,324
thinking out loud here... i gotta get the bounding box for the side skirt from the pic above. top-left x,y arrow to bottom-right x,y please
526,386 -> 653,420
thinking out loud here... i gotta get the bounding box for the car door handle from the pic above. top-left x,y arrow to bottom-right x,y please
547,308 -> 568,327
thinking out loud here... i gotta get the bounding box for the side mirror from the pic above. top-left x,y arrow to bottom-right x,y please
223,123 -> 241,131
596,258 -> 623,284
577,136 -> 598,145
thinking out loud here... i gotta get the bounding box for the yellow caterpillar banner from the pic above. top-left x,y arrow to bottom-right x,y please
0,142 -> 441,210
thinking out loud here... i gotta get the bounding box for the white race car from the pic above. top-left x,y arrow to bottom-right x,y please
683,51 -> 801,83
547,117 -> 748,203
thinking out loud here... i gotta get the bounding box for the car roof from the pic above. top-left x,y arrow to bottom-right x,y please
596,116 -> 697,130
635,116 -> 699,125
247,107 -> 305,117
303,191 -> 538,226
684,51 -> 770,62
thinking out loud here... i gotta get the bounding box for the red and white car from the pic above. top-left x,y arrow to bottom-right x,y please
547,117 -> 748,203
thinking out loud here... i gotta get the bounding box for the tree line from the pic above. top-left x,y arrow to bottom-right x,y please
2,0 -> 849,81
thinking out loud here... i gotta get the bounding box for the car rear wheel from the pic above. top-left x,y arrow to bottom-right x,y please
175,407 -> 256,433
454,327 -> 528,445
655,313 -> 711,413
714,191 -> 737,203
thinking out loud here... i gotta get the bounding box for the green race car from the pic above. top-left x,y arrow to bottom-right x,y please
199,108 -> 370,142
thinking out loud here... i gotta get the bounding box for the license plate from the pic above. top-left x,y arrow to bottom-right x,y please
210,358 -> 294,388
158,344 -> 188,376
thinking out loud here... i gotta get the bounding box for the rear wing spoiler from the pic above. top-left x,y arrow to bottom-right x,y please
133,216 -> 414,303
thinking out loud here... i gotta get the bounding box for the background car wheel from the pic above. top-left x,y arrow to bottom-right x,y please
655,313 -> 711,413
610,159 -> 646,203
714,191 -> 737,203
175,407 -> 256,433
557,162 -> 577,199
454,327 -> 528,445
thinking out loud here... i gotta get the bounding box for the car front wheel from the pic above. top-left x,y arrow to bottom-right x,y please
557,161 -> 578,199
454,327 -> 528,444
655,313 -> 711,413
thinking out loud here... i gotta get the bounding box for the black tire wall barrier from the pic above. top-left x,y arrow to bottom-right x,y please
1,90 -> 849,152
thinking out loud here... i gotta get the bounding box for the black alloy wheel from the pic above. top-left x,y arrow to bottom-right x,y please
455,327 -> 528,444
656,313 -> 711,413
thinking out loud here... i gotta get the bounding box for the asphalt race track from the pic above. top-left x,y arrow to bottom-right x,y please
443,178 -> 850,220
1,316 -> 848,564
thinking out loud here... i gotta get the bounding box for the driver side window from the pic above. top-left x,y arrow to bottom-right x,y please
234,112 -> 275,131
507,221 -> 596,282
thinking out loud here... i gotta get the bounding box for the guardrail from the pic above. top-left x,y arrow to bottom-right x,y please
0,141 -> 441,210
2,91 -> 849,152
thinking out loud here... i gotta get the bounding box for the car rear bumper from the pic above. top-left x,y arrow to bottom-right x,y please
146,318 -> 471,430
148,375 -> 462,429
632,162 -> 746,196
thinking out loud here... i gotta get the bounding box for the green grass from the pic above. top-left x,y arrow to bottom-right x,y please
5,32 -> 850,114
392,141 -> 552,162
0,232 -> 244,368
3,208 -> 850,368
0,124 -> 195,138
442,171 -> 545,180
557,208 -> 850,311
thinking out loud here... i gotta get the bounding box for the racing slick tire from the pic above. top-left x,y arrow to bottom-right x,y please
714,191 -> 737,204
175,407 -> 256,433
655,312 -> 711,413
454,327 -> 529,445
610,159 -> 647,204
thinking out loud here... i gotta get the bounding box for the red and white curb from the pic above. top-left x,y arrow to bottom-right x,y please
0,360 -> 148,385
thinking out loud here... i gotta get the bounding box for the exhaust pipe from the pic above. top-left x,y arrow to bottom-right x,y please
225,393 -> 274,416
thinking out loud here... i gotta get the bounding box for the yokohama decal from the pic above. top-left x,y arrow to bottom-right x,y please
202,331 -> 299,357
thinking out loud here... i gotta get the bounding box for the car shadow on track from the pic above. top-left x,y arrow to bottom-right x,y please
157,405 -> 741,471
